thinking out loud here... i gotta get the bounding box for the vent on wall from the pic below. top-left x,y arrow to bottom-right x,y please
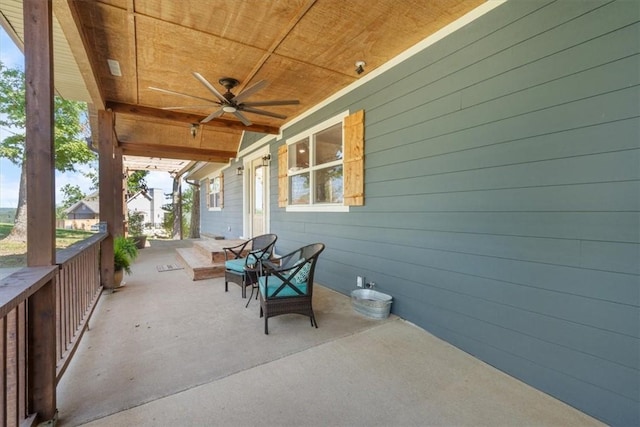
107,59 -> 122,77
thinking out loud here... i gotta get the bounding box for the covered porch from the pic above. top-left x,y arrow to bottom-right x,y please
56,239 -> 600,426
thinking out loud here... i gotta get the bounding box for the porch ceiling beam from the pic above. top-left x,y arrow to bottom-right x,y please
105,101 -> 280,134
118,141 -> 235,163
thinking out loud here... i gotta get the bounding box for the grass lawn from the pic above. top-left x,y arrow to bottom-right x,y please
0,223 -> 93,268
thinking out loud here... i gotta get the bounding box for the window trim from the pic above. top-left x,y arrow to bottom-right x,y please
206,174 -> 223,211
285,111 -> 349,212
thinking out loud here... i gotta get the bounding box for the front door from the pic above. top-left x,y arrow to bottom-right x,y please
249,157 -> 267,237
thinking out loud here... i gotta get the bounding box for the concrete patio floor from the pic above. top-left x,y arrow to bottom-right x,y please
56,239 -> 604,426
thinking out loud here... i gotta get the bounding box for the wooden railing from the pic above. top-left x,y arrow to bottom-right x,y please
1,266 -> 56,427
0,233 -> 106,426
54,233 -> 106,380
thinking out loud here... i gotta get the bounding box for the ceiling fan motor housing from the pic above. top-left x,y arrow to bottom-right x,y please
219,77 -> 239,91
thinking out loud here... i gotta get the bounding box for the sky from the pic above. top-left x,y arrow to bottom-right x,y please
0,27 -> 174,208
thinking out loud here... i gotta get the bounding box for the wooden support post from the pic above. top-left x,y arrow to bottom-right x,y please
99,110 -> 116,289
114,147 -> 125,237
23,0 -> 57,422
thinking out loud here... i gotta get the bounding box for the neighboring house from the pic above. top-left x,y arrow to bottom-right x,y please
65,199 -> 99,220
187,2 -> 639,426
127,188 -> 167,229
58,194 -> 100,230
58,188 -> 167,231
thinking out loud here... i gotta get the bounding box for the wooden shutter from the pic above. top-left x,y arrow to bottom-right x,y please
278,144 -> 288,207
343,110 -> 365,206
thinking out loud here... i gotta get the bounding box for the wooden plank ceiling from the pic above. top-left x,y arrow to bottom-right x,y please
2,0 -> 485,172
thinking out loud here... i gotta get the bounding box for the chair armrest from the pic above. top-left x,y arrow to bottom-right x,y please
258,260 -> 279,275
223,240 -> 250,260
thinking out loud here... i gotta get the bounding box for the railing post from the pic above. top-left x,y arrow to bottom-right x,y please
27,280 -> 57,423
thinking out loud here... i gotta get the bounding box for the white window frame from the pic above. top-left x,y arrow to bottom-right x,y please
286,111 -> 349,213
207,174 -> 222,211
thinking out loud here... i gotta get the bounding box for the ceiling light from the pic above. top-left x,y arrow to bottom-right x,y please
223,105 -> 237,113
355,60 -> 366,75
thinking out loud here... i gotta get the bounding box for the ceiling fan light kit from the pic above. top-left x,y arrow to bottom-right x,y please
150,73 -> 299,126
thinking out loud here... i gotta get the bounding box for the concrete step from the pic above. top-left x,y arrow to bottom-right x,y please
175,247 -> 225,281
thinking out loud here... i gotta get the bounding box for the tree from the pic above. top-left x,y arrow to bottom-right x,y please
186,180 -> 200,238
60,183 -> 86,209
162,182 -> 191,239
126,170 -> 149,199
0,62 -> 96,242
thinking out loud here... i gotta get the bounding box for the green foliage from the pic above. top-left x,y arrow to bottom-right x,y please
161,186 -> 191,237
0,223 -> 93,268
60,184 -> 86,209
126,170 -> 149,198
113,235 -> 138,274
0,62 -> 96,171
128,210 -> 145,236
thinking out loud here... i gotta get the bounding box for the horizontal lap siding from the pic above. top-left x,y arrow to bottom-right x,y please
271,1 -> 639,425
200,168 -> 243,239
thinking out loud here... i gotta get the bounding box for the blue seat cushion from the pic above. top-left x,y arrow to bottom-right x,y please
259,275 -> 308,298
225,258 -> 248,273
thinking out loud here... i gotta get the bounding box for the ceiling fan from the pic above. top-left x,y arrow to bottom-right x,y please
149,72 -> 299,126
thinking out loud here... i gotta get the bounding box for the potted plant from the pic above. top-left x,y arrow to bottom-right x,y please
128,210 -> 147,249
113,235 -> 138,286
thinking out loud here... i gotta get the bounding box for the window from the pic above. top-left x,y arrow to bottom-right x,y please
207,174 -> 223,210
288,122 -> 344,207
279,110 -> 364,211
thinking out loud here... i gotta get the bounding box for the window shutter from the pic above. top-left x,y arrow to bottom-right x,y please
343,110 -> 364,206
205,178 -> 210,208
278,144 -> 288,207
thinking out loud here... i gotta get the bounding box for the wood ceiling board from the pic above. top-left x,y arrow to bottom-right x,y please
115,118 -> 241,156
255,55 -> 355,116
276,0 -> 484,75
135,13 -> 267,106
120,142 -> 234,163
133,0 -> 309,51
114,116 -> 241,152
73,1 -> 137,104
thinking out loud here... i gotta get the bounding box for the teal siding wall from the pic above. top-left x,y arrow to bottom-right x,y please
208,1 -> 640,425
199,165 -> 244,239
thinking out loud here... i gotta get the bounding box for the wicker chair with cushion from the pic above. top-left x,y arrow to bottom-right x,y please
224,234 -> 277,299
257,243 -> 325,335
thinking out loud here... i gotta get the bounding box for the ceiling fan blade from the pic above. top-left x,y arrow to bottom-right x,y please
200,108 -> 225,124
192,72 -> 227,103
233,110 -> 252,126
149,86 -> 218,104
241,99 -> 299,107
241,106 -> 287,119
232,80 -> 267,103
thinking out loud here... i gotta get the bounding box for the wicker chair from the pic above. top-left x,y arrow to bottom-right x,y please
224,234 -> 277,299
257,243 -> 325,335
